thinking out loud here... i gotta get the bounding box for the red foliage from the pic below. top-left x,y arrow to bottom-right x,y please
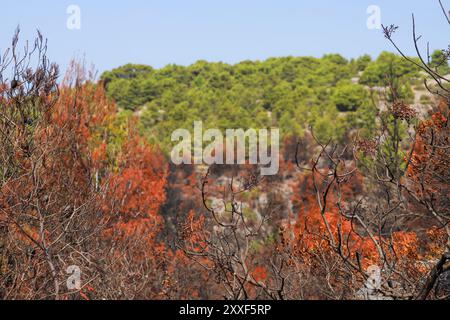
103,132 -> 167,242
252,266 -> 268,282
290,171 -> 421,269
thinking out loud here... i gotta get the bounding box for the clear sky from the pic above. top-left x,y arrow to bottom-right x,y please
1,0 -> 449,74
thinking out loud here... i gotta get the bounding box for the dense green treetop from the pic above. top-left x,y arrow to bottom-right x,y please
100,52 -> 424,151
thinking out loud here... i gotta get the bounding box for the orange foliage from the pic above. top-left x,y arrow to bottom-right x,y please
408,105 -> 448,194
290,171 -> 422,269
103,130 -> 167,242
252,266 -> 268,282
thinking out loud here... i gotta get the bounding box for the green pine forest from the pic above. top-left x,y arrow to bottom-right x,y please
100,50 -> 447,150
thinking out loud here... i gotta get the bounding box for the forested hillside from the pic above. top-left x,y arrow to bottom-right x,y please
101,51 -> 444,149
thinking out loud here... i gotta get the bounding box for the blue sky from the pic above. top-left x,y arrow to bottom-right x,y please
1,1 -> 449,74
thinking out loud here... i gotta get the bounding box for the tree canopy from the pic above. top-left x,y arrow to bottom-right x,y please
101,53 -> 421,149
